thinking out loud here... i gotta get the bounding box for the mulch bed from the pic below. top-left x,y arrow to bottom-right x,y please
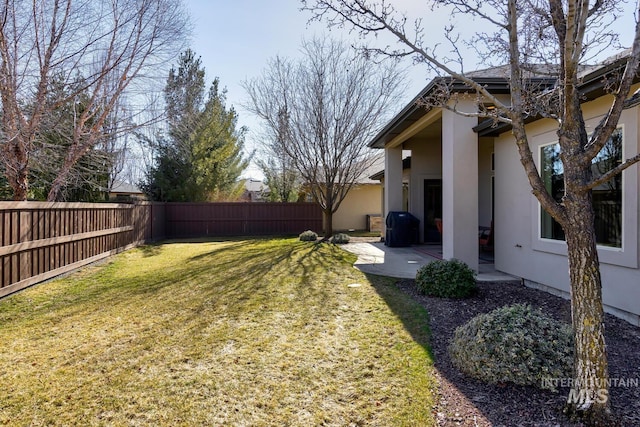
395,279 -> 640,427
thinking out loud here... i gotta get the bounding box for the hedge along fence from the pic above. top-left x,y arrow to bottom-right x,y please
0,201 -> 322,298
0,202 -> 162,298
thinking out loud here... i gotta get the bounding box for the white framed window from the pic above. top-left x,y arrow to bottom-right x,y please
539,128 -> 623,248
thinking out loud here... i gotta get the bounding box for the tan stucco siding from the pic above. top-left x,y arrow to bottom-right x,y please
405,137 -> 442,242
494,90 -> 640,324
332,184 -> 382,231
478,137 -> 494,229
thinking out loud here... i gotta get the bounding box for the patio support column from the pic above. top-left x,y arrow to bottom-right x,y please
441,101 -> 479,271
384,145 -> 403,234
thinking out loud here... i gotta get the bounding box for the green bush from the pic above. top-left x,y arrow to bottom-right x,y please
448,303 -> 574,391
299,230 -> 318,242
330,233 -> 350,244
415,259 -> 477,298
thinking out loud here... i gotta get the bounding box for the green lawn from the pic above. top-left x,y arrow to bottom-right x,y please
0,238 -> 436,426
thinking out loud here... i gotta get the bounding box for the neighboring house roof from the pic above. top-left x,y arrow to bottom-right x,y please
110,181 -> 143,195
370,157 -> 411,181
244,178 -> 266,193
356,153 -> 385,184
242,178 -> 268,202
298,153 -> 384,187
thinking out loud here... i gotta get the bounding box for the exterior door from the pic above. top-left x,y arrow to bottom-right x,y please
424,179 -> 442,243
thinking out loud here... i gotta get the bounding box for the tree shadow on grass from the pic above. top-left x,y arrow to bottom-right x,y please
363,273 -> 434,360
124,238 -> 344,304
118,239 -> 289,301
138,243 -> 163,258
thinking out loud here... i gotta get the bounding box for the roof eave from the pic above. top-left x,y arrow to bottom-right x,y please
476,65 -> 640,137
368,76 -> 513,148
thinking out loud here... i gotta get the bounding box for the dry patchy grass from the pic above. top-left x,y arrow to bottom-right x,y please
0,238 -> 435,426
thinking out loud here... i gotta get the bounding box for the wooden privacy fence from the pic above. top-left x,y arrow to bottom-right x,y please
0,201 -> 322,297
164,202 -> 322,238
0,202 -> 161,298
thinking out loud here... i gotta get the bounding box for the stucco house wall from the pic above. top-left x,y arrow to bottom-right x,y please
478,138 -> 494,229
371,56 -> 639,324
405,136 -> 442,240
331,183 -> 382,231
494,92 -> 640,324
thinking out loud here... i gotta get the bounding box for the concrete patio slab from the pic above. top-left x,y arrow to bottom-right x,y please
342,242 -> 518,282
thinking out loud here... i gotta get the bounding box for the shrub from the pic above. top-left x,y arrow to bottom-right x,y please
448,303 -> 574,391
330,233 -> 350,244
415,259 -> 477,298
299,230 -> 318,242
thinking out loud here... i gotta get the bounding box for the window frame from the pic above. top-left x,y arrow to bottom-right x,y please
531,122 -> 638,268
538,128 -> 623,248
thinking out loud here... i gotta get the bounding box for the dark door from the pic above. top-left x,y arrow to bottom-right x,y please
424,179 -> 442,243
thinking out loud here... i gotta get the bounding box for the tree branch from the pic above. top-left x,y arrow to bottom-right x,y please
582,5 -> 640,162
585,152 -> 640,191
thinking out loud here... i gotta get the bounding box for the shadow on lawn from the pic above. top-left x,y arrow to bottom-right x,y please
4,239 -> 280,319
130,239 -> 295,298
171,239 -> 357,326
43,238 -> 340,318
364,273 -> 434,360
139,242 -> 163,258
126,238 -> 341,304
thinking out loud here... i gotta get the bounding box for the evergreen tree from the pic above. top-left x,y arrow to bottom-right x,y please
142,50 -> 248,201
20,75 -> 113,202
257,157 -> 300,202
0,74 -> 118,202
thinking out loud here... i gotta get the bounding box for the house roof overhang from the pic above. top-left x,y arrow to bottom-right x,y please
370,53 -> 640,145
475,54 -> 640,137
368,76 -> 517,149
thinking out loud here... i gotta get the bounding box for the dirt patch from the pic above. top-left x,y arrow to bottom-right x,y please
395,279 -> 640,426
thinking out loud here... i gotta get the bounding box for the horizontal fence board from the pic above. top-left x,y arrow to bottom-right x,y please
0,242 -> 138,299
0,202 -> 162,295
0,226 -> 134,256
0,200 -> 320,297
165,202 -> 322,238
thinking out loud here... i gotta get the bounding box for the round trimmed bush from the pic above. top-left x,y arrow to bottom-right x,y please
299,230 -> 318,242
330,233 -> 350,244
448,303 -> 574,391
415,259 -> 477,298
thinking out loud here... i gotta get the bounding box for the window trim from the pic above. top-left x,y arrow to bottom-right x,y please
531,123 -> 638,268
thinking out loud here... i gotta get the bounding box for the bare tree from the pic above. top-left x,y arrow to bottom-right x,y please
0,0 -> 189,201
302,0 -> 640,422
244,37 -> 403,237
255,107 -> 301,202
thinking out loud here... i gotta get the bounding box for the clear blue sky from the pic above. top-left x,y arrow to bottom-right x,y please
185,0 -> 638,179
187,0 -> 433,178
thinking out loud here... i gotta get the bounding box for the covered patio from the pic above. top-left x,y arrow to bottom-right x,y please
343,241 -> 516,282
369,73 -> 512,274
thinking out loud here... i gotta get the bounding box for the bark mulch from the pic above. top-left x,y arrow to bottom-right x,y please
394,279 -> 640,427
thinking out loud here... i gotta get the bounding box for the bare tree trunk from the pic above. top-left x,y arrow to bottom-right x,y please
46,142 -> 93,201
4,146 -> 30,200
563,188 -> 611,423
323,209 -> 333,240
47,164 -> 74,202
12,172 -> 28,201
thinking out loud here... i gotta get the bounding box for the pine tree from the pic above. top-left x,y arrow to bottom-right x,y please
142,50 -> 248,201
